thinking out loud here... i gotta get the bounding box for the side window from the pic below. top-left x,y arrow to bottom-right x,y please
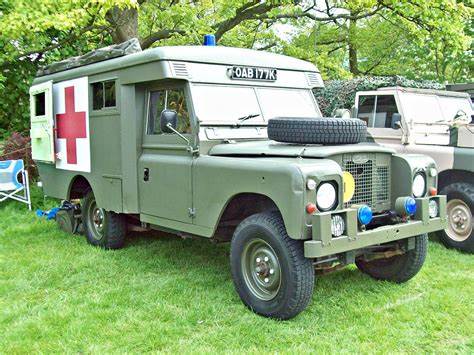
357,95 -> 375,126
374,95 -> 399,128
92,80 -> 116,110
34,92 -> 46,116
147,88 -> 191,135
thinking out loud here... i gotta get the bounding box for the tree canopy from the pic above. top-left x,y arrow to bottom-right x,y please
0,0 -> 472,135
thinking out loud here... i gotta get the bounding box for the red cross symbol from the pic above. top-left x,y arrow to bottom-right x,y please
56,86 -> 87,164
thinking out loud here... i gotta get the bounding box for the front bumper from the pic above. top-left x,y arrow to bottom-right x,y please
304,196 -> 447,258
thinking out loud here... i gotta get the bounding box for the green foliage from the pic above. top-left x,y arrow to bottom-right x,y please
288,0 -> 472,82
1,204 -> 473,352
315,76 -> 444,116
0,0 -> 472,134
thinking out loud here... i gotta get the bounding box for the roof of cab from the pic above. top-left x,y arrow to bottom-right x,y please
34,45 -> 319,84
376,86 -> 470,99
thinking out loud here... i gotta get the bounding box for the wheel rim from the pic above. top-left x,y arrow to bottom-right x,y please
89,201 -> 106,240
446,199 -> 472,242
241,238 -> 281,301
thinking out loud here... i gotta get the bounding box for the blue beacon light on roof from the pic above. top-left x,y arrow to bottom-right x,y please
203,34 -> 216,46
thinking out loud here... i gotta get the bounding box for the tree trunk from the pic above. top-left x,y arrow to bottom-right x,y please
105,6 -> 139,44
348,15 -> 359,76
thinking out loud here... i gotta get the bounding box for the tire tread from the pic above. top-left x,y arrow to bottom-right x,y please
268,117 -> 366,145
231,211 -> 314,319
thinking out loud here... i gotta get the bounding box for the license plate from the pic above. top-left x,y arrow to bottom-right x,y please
230,66 -> 277,81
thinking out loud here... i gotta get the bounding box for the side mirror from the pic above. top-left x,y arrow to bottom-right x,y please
351,105 -> 358,118
160,109 -> 178,133
391,113 -> 402,129
333,108 -> 351,119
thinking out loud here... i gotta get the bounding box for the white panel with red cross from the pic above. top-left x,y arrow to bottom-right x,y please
53,77 -> 91,173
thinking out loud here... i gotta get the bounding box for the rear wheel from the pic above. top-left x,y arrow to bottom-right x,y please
438,182 -> 473,253
230,211 -> 314,320
355,234 -> 428,283
82,191 -> 126,249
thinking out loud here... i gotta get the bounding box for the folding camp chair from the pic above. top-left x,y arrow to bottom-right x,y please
0,160 -> 31,210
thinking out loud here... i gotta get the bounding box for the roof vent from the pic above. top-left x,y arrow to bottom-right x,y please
171,62 -> 191,79
306,72 -> 324,88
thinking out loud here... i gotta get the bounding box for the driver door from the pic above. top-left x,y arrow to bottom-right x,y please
138,83 -> 194,223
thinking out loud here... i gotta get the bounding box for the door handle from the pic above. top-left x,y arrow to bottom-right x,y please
143,168 -> 149,182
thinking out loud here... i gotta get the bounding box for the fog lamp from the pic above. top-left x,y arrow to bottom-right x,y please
405,197 -> 417,215
331,215 -> 345,237
428,199 -> 439,218
395,197 -> 417,216
357,205 -> 373,225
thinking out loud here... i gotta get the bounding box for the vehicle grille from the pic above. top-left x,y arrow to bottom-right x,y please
343,153 -> 391,212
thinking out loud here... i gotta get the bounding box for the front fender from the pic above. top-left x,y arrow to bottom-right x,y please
193,156 -> 341,240
391,154 -> 437,206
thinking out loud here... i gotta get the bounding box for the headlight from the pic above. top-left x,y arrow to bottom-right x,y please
412,173 -> 426,197
316,182 -> 337,211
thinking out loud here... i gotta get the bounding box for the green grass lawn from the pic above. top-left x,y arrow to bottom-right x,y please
1,199 -> 473,353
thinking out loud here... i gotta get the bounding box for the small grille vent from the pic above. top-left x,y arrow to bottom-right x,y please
376,166 -> 390,201
171,62 -> 190,78
344,158 -> 374,208
343,153 -> 391,212
306,72 -> 324,87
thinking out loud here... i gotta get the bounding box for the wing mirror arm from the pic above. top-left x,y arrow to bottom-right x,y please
165,123 -> 199,155
166,123 -> 189,145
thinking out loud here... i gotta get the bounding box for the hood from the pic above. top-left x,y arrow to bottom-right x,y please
208,140 -> 395,158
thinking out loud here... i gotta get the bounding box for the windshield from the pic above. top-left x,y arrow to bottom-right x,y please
191,84 -> 320,124
399,92 -> 473,123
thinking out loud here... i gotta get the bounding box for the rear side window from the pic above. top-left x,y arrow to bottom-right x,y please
34,92 -> 46,116
92,80 -> 116,110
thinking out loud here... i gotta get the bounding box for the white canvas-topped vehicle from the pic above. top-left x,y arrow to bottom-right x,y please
353,87 -> 473,252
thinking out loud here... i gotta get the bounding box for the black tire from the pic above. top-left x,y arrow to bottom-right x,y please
438,182 -> 474,253
355,234 -> 428,283
230,211 -> 314,320
268,117 -> 367,145
82,191 -> 126,249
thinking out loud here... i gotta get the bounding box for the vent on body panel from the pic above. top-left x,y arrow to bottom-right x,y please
171,62 -> 191,79
306,72 -> 324,88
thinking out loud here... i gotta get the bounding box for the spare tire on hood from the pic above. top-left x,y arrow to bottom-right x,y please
267,117 -> 367,145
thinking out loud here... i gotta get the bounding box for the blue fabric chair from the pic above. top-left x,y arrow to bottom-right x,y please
0,160 -> 31,210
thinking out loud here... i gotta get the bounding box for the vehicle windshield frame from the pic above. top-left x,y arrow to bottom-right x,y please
189,83 -> 321,126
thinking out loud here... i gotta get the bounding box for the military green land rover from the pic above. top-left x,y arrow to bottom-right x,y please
30,38 -> 446,319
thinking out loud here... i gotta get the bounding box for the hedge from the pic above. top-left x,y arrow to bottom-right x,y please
314,76 -> 444,117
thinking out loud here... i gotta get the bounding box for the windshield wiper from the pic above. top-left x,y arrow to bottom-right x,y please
237,113 -> 260,122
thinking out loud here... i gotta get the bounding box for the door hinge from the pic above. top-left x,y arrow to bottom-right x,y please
188,208 -> 196,218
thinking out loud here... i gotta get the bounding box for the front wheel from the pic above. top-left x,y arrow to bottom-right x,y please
355,234 -> 428,283
438,182 -> 473,253
230,211 -> 314,320
82,191 -> 126,249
